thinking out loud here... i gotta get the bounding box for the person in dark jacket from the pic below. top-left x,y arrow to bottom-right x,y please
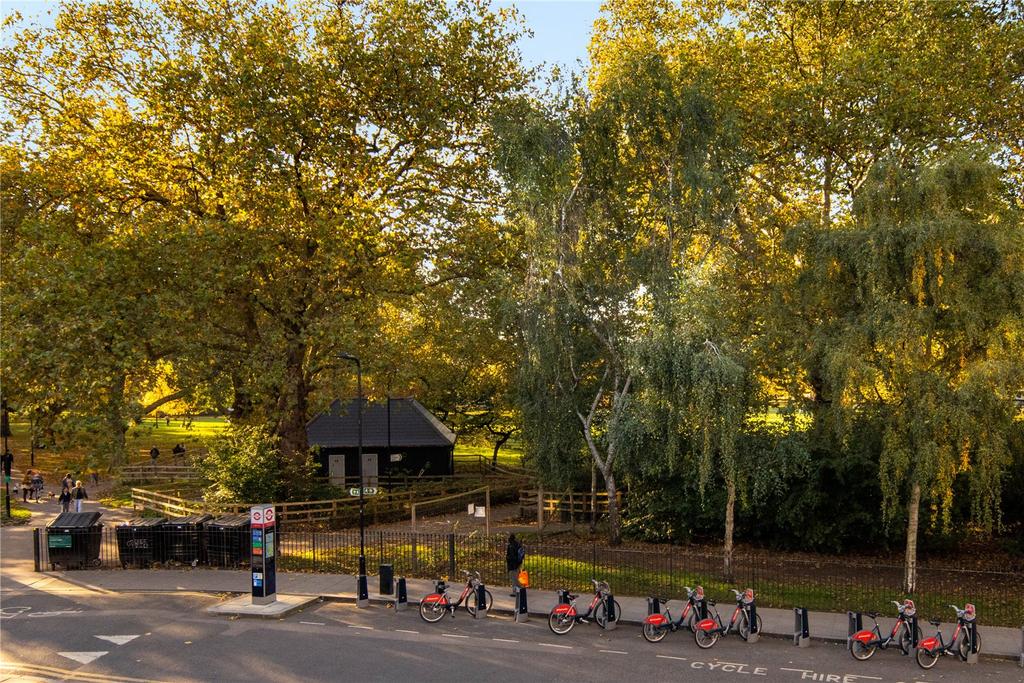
58,487 -> 71,513
72,480 -> 88,513
506,533 -> 525,596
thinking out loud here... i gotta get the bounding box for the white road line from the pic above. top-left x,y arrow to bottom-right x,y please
442,634 -> 470,639
395,629 -> 420,634
57,652 -> 107,665
655,654 -> 687,661
599,649 -> 628,654
94,635 -> 140,646
299,621 -> 325,626
538,643 -> 572,649
492,638 -> 520,643
347,625 -> 374,630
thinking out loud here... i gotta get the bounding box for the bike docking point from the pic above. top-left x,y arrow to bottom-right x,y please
514,586 -> 529,623
394,576 -> 408,612
647,596 -> 660,616
746,600 -> 759,644
847,611 -> 862,651
793,607 -> 810,648
474,581 -> 487,619
965,618 -> 979,665
604,592 -> 617,631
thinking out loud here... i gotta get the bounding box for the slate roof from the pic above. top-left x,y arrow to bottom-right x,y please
307,398 -> 456,449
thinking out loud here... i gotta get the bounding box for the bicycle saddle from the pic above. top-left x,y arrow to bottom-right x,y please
929,618 -> 941,626
567,593 -> 578,601
866,612 -> 879,619
654,597 -> 669,604
707,599 -> 716,606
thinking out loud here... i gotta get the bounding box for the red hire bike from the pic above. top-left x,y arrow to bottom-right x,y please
849,599 -> 920,660
693,588 -> 762,649
642,586 -> 705,643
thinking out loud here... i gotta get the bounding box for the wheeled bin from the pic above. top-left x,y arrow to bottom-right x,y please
116,517 -> 166,568
159,514 -> 212,565
206,514 -> 251,567
46,511 -> 103,570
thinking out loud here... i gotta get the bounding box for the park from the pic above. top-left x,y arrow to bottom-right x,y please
1,0 -> 1023,681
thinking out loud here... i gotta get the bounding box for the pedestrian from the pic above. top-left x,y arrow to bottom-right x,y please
165,416 -> 170,426
172,443 -> 185,461
150,445 -> 159,463
72,480 -> 88,513
1,449 -> 13,480
61,472 -> 73,492
21,471 -> 31,502
506,533 -> 526,596
31,471 -> 44,502
58,486 -> 71,513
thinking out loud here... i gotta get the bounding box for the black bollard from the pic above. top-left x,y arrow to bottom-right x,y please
698,598 -> 708,620
966,617 -> 979,664
558,589 -> 571,605
395,576 -> 408,612
647,597 -> 660,616
603,592 -> 617,631
474,581 -> 487,619
747,601 -> 759,643
515,586 -> 529,623
793,607 -> 810,648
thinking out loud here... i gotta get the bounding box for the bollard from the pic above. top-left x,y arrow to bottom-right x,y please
603,593 -> 617,631
558,589 -> 571,605
379,563 -> 394,596
965,619 -> 979,664
647,597 -> 660,616
395,576 -> 408,611
746,602 -> 759,643
33,528 -> 41,572
474,582 -> 487,619
793,607 -> 810,648
698,598 -> 708,620
1019,625 -> 1022,668
847,612 -> 862,651
908,614 -> 919,650
515,586 -> 529,623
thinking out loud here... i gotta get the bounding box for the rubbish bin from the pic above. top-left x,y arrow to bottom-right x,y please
116,517 -> 166,568
206,514 -> 251,567
159,514 -> 212,565
46,511 -> 103,570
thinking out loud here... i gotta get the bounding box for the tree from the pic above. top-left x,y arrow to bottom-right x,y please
814,151 -> 1023,591
1,0 -> 526,464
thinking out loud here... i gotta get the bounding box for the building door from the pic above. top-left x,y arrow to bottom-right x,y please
361,452 -> 378,487
329,453 -> 346,486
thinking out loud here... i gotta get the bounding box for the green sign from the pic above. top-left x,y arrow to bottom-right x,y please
48,534 -> 72,549
348,487 -> 379,497
3,475 -> 9,484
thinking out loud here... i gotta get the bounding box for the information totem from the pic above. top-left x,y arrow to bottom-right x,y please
250,504 -> 277,605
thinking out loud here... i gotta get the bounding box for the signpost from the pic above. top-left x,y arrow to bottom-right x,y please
348,487 -> 378,497
250,504 -> 277,606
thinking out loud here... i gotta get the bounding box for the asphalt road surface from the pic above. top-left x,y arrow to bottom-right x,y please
1,579 -> 1019,683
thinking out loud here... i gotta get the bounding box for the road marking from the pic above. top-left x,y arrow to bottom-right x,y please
442,633 -> 470,638
395,629 -> 420,634
347,625 -> 373,630
600,649 -> 628,654
300,621 -> 326,626
492,638 -> 520,643
0,606 -> 32,619
95,635 -> 140,645
779,669 -> 882,682
58,651 -> 108,665
0,661 -> 163,683
538,643 -> 572,649
656,654 -> 688,661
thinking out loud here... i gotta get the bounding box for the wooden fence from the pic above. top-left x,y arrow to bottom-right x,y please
518,489 -> 624,532
120,464 -> 202,483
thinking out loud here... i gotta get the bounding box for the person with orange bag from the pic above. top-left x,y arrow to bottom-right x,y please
506,533 -> 526,596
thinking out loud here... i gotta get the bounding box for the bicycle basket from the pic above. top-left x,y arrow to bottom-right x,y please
694,586 -> 705,601
964,603 -> 976,622
902,599 -> 916,617
742,588 -> 755,604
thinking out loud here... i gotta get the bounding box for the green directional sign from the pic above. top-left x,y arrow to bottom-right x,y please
348,487 -> 379,497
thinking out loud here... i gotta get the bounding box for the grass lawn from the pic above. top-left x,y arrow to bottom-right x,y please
4,417 -> 230,476
454,444 -> 524,468
0,489 -> 33,526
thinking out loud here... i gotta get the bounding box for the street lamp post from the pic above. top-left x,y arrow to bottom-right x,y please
340,352 -> 369,607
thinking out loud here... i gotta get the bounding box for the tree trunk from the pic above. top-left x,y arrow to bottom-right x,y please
491,431 -> 511,466
904,481 -> 921,594
275,343 -> 310,463
108,373 -> 129,467
590,460 -> 597,535
603,468 -> 621,546
724,478 -> 736,582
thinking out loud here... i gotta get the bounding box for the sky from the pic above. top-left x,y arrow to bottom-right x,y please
1,0 -> 604,74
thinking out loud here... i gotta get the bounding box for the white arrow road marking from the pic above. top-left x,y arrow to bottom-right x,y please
95,635 -> 140,646
58,651 -> 107,665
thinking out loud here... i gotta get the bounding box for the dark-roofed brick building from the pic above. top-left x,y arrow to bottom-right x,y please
307,398 -> 456,484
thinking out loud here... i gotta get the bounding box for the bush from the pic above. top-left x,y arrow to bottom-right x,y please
194,425 -> 317,503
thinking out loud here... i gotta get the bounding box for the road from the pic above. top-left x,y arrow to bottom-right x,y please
1,576 -> 1018,683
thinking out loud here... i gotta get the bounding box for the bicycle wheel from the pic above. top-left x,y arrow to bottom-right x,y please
957,630 -> 980,660
694,626 -> 719,649
897,622 -> 922,655
642,622 -> 667,643
915,646 -> 939,670
595,599 -> 622,629
549,609 -> 575,635
465,589 -> 493,617
850,640 -> 876,661
419,600 -> 447,623
738,612 -> 763,641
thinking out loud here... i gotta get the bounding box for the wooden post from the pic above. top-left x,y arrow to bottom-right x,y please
570,491 -> 576,533
537,487 -> 544,535
411,503 -> 417,532
485,487 -> 491,536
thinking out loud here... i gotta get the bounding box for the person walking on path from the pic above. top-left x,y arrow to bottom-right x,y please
31,471 -> 44,502
21,471 -> 31,502
58,486 -> 71,513
150,446 -> 159,463
61,472 -> 73,492
506,533 -> 525,596
71,480 -> 88,513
